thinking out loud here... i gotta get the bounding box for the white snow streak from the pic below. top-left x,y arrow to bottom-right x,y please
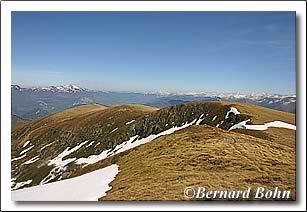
24,156 -> 40,165
22,141 -> 31,148
110,128 -> 118,133
20,146 -> 34,155
40,143 -> 53,151
75,118 -> 198,166
86,141 -> 95,147
94,142 -> 101,148
229,119 -> 296,131
196,114 -> 205,125
125,120 -> 135,125
11,154 -> 27,162
265,121 -> 296,130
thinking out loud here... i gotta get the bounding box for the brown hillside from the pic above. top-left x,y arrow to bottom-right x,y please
100,125 -> 296,201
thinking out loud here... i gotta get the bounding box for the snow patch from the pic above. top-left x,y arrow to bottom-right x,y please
196,113 -> 205,125
40,140 -> 89,184
12,180 -> 32,191
264,121 -> 296,130
12,164 -> 119,201
229,119 -> 296,131
229,119 -> 250,130
225,107 -> 240,119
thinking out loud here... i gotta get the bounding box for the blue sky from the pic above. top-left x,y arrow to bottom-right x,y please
12,12 -> 295,94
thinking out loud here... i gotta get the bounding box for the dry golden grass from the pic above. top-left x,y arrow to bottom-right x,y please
119,104 -> 159,112
234,128 -> 296,149
37,104 -> 107,122
13,104 -> 107,132
100,125 -> 295,201
265,128 -> 296,148
12,104 -> 107,147
49,103 -> 108,119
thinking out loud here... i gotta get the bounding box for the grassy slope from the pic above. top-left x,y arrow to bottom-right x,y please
11,103 -> 158,186
101,125 -> 295,201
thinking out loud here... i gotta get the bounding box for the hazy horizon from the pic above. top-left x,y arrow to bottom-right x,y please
12,82 -> 296,96
12,12 -> 296,95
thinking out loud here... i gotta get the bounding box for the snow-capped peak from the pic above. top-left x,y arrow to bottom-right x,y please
26,84 -> 85,93
53,84 -> 83,93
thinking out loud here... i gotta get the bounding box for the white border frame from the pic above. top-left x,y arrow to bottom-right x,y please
1,1 -> 306,211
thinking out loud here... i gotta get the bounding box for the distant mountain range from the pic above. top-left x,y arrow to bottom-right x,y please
11,84 -> 296,120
